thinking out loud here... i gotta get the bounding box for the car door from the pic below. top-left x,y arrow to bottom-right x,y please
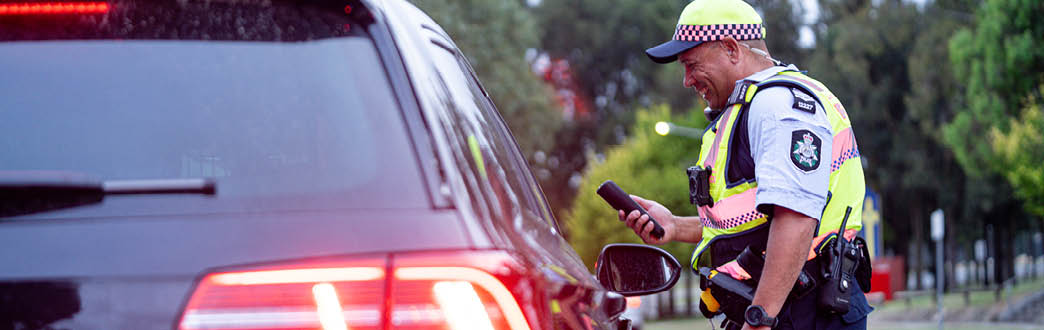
420,27 -> 622,330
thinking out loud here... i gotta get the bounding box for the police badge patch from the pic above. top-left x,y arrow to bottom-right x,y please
791,89 -> 816,114
790,130 -> 821,172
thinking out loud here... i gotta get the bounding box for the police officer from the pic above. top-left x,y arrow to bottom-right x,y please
619,0 -> 872,329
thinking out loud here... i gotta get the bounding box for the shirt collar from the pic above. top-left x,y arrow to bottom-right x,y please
706,64 -> 801,120
740,64 -> 800,84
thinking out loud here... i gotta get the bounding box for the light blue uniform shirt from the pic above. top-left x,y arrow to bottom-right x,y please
742,65 -> 833,221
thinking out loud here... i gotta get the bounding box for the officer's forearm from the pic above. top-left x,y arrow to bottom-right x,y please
750,207 -> 816,318
670,215 -> 704,244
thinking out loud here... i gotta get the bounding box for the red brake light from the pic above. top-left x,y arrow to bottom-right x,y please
391,267 -> 526,330
177,251 -> 541,330
178,258 -> 387,330
0,2 -> 109,15
390,251 -> 538,330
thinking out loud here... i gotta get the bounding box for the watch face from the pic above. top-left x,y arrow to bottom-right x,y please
746,306 -> 762,324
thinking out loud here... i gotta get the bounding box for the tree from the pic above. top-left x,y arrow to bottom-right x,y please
903,0 -> 979,290
943,0 -> 1044,285
803,0 -> 1027,289
807,0 -> 928,288
989,87 -> 1044,216
412,0 -> 563,155
564,105 -> 707,269
532,0 -> 807,223
946,0 -> 1044,216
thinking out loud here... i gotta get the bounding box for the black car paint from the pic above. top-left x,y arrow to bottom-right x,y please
375,0 -> 617,327
0,0 -> 620,328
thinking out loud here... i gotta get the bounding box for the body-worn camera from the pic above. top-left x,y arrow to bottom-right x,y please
687,165 -> 713,206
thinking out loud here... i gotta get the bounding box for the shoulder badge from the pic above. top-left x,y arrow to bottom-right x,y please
791,89 -> 816,114
790,130 -> 821,172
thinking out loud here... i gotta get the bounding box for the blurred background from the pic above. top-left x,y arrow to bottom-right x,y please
411,0 -> 1043,327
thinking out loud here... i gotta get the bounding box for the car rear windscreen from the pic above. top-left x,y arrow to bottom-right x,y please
0,0 -> 430,218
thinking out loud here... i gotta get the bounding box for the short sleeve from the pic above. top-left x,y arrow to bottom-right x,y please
746,87 -> 833,221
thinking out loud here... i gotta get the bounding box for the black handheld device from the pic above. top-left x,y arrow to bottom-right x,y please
698,266 -> 754,328
597,180 -> 665,239
817,206 -> 859,314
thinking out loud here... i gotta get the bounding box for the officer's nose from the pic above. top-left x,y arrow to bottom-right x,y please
684,72 -> 702,90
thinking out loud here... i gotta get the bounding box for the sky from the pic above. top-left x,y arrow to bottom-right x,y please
797,0 -> 819,48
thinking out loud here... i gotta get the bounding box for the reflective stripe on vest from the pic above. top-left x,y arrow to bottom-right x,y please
690,70 -> 866,270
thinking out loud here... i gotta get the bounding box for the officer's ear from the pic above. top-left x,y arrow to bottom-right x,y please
720,37 -> 742,64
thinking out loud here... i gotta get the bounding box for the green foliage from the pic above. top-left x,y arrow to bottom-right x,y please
990,86 -> 1044,216
412,0 -> 562,155
536,0 -> 680,112
802,1 -> 1033,286
746,0 -> 807,63
944,0 -> 1044,177
531,0 -> 807,225
899,2 -> 991,246
535,0 -> 806,114
944,0 -> 1044,217
806,1 -> 952,226
564,105 -> 707,270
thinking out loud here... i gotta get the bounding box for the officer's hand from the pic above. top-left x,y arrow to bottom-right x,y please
617,195 -> 674,245
741,324 -> 769,330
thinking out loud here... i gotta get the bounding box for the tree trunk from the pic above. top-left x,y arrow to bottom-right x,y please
883,191 -> 910,290
990,216 -> 1016,287
945,207 -> 957,291
912,201 -> 924,290
986,223 -> 995,286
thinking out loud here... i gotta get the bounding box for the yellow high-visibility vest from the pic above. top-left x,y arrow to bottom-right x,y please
690,69 -> 866,270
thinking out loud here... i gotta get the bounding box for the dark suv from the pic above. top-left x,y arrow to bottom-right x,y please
0,0 -> 635,329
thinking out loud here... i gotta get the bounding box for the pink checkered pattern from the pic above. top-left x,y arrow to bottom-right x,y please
701,210 -> 765,229
672,24 -> 763,42
831,147 -> 860,172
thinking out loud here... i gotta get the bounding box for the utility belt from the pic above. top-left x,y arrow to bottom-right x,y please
695,209 -> 872,329
697,253 -> 818,329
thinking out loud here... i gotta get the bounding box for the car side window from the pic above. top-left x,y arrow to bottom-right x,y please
424,33 -> 557,233
458,59 -> 563,234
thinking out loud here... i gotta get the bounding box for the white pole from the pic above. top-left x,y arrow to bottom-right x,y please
931,209 -> 945,330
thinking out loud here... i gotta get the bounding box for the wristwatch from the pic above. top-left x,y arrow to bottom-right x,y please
744,305 -> 779,328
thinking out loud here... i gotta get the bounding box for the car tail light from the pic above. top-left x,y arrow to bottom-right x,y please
178,251 -> 543,330
389,251 -> 537,330
178,258 -> 387,330
0,2 -> 109,15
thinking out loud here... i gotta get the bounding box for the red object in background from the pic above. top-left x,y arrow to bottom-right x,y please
539,58 -> 592,121
0,2 -> 109,15
869,256 -> 905,300
870,271 -> 891,300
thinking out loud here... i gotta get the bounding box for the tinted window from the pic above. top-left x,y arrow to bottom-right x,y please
0,1 -> 428,219
425,34 -> 559,231
0,0 -> 357,42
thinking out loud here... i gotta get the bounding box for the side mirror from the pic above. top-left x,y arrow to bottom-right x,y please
595,243 -> 681,296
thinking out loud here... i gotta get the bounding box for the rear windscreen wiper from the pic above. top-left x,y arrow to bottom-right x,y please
0,173 -> 216,218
